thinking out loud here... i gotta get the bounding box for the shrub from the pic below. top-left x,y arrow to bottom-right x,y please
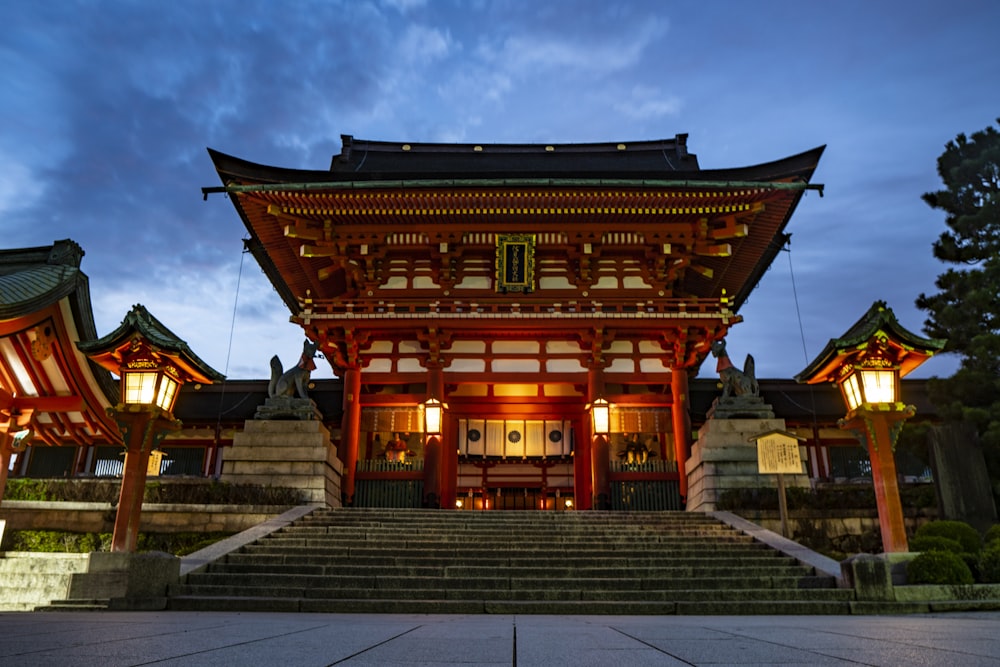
984,524 -> 1000,547
906,551 -> 974,585
914,520 -> 982,553
909,535 -> 964,554
9,530 -> 230,555
10,531 -> 112,553
978,543 -> 1000,584
4,478 -> 302,505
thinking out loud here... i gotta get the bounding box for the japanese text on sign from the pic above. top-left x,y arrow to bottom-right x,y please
756,434 -> 801,474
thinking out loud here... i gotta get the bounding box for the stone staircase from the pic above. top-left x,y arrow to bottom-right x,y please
168,508 -> 855,614
0,552 -> 91,611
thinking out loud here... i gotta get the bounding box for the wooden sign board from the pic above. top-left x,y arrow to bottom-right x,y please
147,450 -> 164,477
756,432 -> 802,474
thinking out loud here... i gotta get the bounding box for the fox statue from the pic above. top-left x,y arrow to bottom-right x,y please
710,339 -> 759,400
269,340 -> 319,400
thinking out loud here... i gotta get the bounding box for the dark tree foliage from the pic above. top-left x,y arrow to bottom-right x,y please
917,119 -> 1000,484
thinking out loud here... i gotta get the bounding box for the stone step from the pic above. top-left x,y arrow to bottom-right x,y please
282,528 -> 742,540
0,553 -> 90,611
180,572 -> 830,592
170,583 -> 849,603
169,508 -> 850,615
167,595 -> 855,616
204,562 -> 816,580
272,529 -> 751,541
40,599 -> 111,612
237,545 -> 776,559
0,552 -> 90,574
218,553 -> 798,570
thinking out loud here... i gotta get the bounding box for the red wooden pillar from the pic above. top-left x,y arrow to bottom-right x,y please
573,415 -> 593,510
340,367 -> 362,506
670,367 -> 691,502
111,409 -> 179,552
440,417 -> 458,510
588,367 -> 610,510
0,435 -> 14,508
843,411 -> 910,552
423,366 -> 445,508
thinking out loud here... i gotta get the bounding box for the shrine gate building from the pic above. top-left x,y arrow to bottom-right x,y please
208,134 -> 824,511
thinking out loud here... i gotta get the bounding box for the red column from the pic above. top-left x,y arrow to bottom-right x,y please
670,367 -> 691,502
0,435 -> 14,508
440,417 -> 458,510
573,416 -> 593,510
340,367 -> 362,506
111,409 -> 179,552
844,411 -> 909,552
424,366 -> 445,508
588,367 -> 610,510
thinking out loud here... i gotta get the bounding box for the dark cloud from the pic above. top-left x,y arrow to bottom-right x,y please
1,0 -> 996,378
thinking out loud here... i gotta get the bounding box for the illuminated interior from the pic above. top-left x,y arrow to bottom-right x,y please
423,398 -> 443,435
839,367 -> 897,411
590,398 -> 610,435
123,370 -> 179,411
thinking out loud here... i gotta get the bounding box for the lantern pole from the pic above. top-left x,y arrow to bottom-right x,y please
78,305 -> 223,553
795,301 -> 945,554
109,406 -> 180,552
840,405 -> 914,553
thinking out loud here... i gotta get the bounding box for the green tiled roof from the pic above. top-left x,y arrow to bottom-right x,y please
0,240 -> 87,319
78,304 -> 225,383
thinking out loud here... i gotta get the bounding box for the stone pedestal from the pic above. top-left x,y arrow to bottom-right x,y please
685,416 -> 810,512
67,551 -> 180,610
222,420 -> 343,507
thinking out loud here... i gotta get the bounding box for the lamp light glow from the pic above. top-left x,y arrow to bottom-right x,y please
590,397 -> 610,435
860,369 -> 896,404
839,366 -> 897,412
123,368 -> 180,412
424,397 -> 444,435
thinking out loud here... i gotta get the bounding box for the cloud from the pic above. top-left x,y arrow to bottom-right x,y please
2,0 -> 997,385
475,15 -> 667,79
613,85 -> 682,120
399,24 -> 454,64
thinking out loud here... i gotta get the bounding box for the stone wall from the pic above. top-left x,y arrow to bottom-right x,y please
0,501 -> 297,535
736,509 -> 936,554
223,419 -> 342,507
686,417 -> 810,512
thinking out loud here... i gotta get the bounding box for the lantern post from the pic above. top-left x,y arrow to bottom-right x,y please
589,397 -> 611,509
795,301 -> 944,553
422,396 -> 446,508
79,305 -> 223,552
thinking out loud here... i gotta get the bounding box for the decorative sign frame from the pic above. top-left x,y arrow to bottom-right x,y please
755,432 -> 803,474
495,233 -> 535,293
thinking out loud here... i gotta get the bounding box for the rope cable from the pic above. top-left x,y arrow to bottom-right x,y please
784,235 -> 824,476
213,240 -> 249,468
785,236 -> 810,367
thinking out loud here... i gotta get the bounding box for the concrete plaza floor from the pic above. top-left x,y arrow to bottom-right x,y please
2,611 -> 1000,666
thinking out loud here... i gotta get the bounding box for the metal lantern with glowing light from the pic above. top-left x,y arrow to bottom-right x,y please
79,305 -> 223,552
590,397 -> 610,436
423,397 -> 445,435
795,301 -> 944,553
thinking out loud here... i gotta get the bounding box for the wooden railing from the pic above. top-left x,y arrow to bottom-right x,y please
354,458 -> 425,508
609,459 -> 682,510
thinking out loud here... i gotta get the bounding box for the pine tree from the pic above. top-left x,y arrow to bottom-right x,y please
916,119 -> 1000,486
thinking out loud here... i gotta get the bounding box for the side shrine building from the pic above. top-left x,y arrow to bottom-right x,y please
207,134 -> 827,511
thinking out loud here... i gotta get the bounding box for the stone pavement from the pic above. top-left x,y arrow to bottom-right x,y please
2,611 -> 1000,666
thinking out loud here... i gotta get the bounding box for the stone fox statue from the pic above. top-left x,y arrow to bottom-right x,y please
710,339 -> 759,399
269,340 -> 319,399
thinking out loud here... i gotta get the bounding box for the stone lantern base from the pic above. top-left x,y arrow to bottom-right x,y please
685,414 -> 810,513
222,419 -> 343,507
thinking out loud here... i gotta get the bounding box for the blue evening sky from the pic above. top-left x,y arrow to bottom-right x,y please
2,0 -> 997,380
